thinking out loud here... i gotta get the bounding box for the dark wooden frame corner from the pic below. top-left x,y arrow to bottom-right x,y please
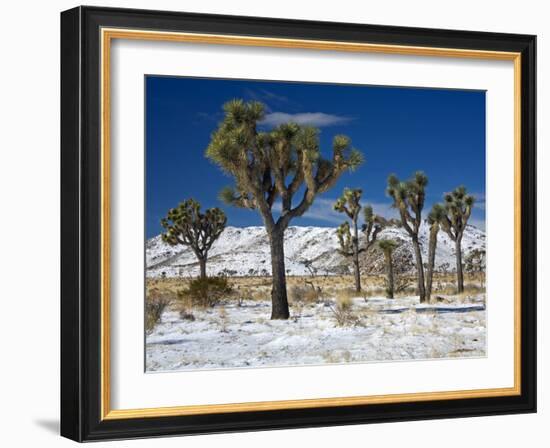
61,5 -> 536,442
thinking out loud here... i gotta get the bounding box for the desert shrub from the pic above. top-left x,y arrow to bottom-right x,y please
434,282 -> 485,297
147,284 -> 181,301
322,350 -> 352,364
145,296 -> 171,333
335,288 -> 359,302
179,309 -> 196,321
330,295 -> 361,327
172,291 -> 196,321
361,286 -> 386,299
394,276 -> 414,296
337,295 -> 353,311
234,285 -> 269,302
289,285 -> 321,304
177,276 -> 232,308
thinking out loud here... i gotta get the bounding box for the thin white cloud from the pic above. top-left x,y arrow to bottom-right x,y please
258,89 -> 290,104
302,198 -> 396,225
242,89 -> 293,114
301,198 -> 343,224
302,196 -> 485,230
261,112 -> 354,128
369,202 -> 398,221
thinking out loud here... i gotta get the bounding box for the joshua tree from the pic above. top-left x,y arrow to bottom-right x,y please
334,189 -> 383,292
439,186 -> 475,293
206,99 -> 362,319
378,239 -> 399,299
387,171 -> 429,302
335,189 -> 362,292
465,248 -> 486,289
426,203 -> 445,302
160,199 -> 226,279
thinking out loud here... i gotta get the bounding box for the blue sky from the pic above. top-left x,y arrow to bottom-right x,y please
146,76 -> 486,238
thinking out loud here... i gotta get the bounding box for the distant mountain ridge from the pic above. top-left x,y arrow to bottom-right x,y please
146,223 -> 485,278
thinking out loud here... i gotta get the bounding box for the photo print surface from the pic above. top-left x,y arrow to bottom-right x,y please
144,76 -> 486,372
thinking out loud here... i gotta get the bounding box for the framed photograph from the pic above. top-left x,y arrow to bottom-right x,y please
60,6 -> 536,442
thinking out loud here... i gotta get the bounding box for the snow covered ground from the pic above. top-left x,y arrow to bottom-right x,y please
146,295 -> 486,372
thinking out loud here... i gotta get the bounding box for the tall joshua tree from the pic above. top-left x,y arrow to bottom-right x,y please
387,171 -> 429,302
206,100 -> 362,319
378,239 -> 399,299
160,199 -> 227,279
426,203 -> 445,302
334,189 -> 382,292
439,186 -> 475,293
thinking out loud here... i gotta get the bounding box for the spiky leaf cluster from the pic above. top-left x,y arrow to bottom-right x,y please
428,203 -> 446,229
160,199 -> 227,258
439,186 -> 475,241
378,239 -> 399,254
336,221 -> 353,256
362,204 -> 384,249
205,99 -> 363,230
334,188 -> 362,220
387,171 -> 428,237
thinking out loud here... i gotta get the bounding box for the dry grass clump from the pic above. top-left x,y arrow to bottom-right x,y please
322,350 -> 353,364
334,288 -> 359,302
289,285 -> 324,320
330,295 -> 362,327
337,295 -> 353,311
178,306 -> 196,321
217,306 -> 229,332
434,282 -> 485,296
361,287 -> 387,298
289,285 -> 322,304
146,278 -> 188,299
233,285 -> 270,302
145,294 -> 171,333
145,273 -> 485,318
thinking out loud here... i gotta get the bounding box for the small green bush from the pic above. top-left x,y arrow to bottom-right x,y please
177,276 -> 232,308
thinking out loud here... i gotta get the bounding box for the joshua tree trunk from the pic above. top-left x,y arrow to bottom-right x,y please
198,257 -> 207,280
426,231 -> 438,303
412,236 -> 426,302
352,220 -> 361,292
384,252 -> 394,299
455,236 -> 464,294
268,228 -> 290,320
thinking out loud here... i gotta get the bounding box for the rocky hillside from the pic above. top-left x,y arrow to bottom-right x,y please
146,223 -> 485,278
